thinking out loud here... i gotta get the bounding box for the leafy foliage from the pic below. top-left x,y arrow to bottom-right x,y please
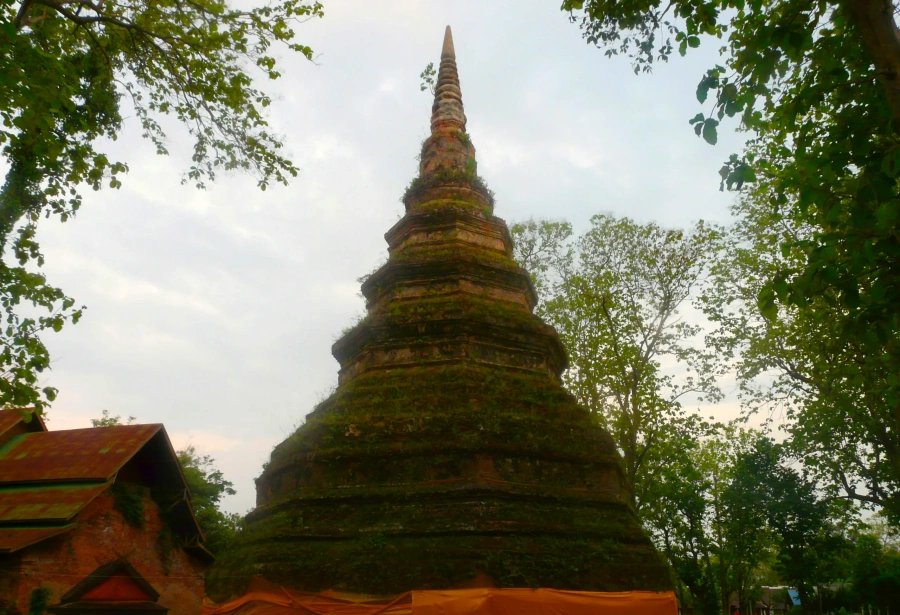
736,438 -> 851,610
511,215 -> 723,508
27,588 -> 51,615
850,529 -> 900,612
701,188 -> 900,523
111,479 -> 145,527
642,425 -> 776,615
178,444 -> 240,554
91,408 -> 135,426
643,426 -> 853,615
511,214 -> 873,609
0,0 -> 323,414
419,62 -> 436,95
561,0 -> 900,455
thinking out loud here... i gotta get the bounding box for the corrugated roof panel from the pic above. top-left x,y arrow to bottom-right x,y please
0,425 -> 161,484
0,409 -> 46,438
0,410 -> 25,436
0,481 -> 112,523
0,524 -> 74,553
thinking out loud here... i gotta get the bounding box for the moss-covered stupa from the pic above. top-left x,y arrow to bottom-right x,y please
207,27 -> 671,599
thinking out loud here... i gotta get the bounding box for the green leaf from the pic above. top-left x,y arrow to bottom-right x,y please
875,202 -> 899,231
702,119 -> 719,145
757,286 -> 777,322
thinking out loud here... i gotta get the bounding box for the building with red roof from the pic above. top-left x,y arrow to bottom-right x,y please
0,408 -> 212,615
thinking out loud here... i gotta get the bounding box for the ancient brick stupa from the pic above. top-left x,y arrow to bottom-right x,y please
207,27 -> 670,599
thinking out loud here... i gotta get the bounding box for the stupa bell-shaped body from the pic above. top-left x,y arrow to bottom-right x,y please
207,27 -> 671,599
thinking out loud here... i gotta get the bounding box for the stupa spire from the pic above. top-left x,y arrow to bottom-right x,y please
441,24 -> 455,59
430,25 -> 466,134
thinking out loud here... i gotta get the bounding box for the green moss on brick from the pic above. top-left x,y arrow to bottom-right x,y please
402,168 -> 495,208
207,364 -> 671,601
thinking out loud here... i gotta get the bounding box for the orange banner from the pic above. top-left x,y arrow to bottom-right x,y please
204,583 -> 677,615
413,589 -> 676,615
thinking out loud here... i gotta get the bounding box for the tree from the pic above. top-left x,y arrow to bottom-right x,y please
643,424 -> 775,615
561,0 -> 900,314
1,0 -> 324,414
90,408 -> 135,426
642,423 -> 722,615
177,445 -> 240,554
736,437 -> 852,614
419,62 -> 436,95
843,517 -> 900,612
561,0 -> 900,472
701,189 -> 900,523
719,431 -> 776,615
511,215 -> 723,509
91,413 -> 239,553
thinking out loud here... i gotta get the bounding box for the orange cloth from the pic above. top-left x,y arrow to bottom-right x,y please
203,578 -> 413,615
204,583 -> 676,615
413,589 -> 676,615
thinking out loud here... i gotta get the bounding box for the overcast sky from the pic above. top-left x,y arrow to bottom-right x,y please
32,0 -> 749,514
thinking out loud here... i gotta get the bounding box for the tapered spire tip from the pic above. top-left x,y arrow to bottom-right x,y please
430,25 -> 466,134
441,26 -> 455,59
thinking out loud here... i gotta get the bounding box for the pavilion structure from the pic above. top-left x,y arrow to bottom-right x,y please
207,27 -> 671,600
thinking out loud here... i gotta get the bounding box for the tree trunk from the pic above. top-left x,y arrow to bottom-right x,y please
846,0 -> 900,125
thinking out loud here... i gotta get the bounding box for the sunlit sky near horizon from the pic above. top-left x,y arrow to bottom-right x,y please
26,0 -> 753,514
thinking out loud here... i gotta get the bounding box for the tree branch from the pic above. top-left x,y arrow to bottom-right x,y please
845,0 -> 900,124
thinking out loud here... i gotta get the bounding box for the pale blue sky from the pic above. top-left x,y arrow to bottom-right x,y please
33,0 -> 747,513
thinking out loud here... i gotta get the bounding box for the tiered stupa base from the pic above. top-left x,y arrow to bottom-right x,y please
208,364 -> 670,596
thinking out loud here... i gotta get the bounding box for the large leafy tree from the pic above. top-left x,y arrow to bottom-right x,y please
643,425 -> 775,615
561,0 -> 900,332
850,527 -> 900,612
717,431 -> 776,615
1,0 -> 323,414
701,188 -> 900,523
511,215 -> 723,509
562,1 -> 900,511
177,445 -> 240,555
646,434 -> 721,615
738,437 -> 852,613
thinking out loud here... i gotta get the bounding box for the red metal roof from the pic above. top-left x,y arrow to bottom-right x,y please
0,481 -> 112,523
0,411 -> 209,559
0,424 -> 161,484
0,524 -> 75,553
0,408 -> 46,438
0,410 -> 26,436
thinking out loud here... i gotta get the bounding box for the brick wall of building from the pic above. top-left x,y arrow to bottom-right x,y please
6,487 -> 206,615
